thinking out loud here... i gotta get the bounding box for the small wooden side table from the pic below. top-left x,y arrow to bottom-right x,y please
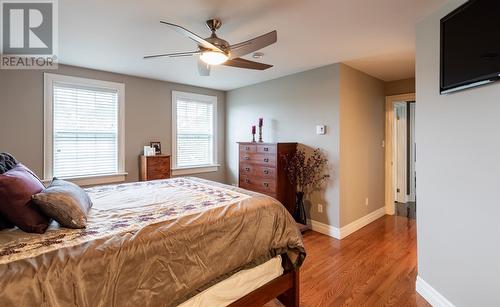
140,155 -> 171,181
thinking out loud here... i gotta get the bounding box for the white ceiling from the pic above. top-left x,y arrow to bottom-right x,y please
59,0 -> 446,91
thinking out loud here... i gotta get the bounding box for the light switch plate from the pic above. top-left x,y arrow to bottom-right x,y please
316,125 -> 326,135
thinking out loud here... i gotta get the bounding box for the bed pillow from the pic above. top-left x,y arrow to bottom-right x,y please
32,178 -> 93,229
0,152 -> 18,174
0,154 -> 20,230
0,164 -> 50,233
0,214 -> 14,230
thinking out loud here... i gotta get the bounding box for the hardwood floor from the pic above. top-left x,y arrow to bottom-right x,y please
266,215 -> 429,307
395,202 -> 417,219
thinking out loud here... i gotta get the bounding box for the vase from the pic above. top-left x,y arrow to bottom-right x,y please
294,192 -> 307,225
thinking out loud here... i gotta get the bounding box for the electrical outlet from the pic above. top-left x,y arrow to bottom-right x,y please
365,198 -> 369,206
317,204 -> 323,213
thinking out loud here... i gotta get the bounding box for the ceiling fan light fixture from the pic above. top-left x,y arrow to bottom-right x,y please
200,50 -> 228,65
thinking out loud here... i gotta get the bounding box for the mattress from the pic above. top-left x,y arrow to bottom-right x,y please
0,177 -> 305,307
179,255 -> 283,307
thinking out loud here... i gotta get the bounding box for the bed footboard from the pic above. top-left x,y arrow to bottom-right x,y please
228,268 -> 299,307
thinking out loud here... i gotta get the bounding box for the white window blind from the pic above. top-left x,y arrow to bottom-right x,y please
52,84 -> 119,178
173,92 -> 217,169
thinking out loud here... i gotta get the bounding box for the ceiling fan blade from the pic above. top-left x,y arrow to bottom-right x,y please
160,21 -> 223,52
197,58 -> 211,76
222,57 -> 273,70
143,51 -> 200,59
229,30 -> 277,59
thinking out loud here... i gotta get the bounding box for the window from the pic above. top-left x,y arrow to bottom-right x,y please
172,91 -> 218,175
44,73 -> 126,185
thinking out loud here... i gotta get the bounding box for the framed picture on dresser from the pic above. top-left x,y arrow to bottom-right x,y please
150,141 -> 161,155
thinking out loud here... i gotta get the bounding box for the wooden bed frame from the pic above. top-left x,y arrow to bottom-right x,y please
229,256 -> 300,307
229,269 -> 299,307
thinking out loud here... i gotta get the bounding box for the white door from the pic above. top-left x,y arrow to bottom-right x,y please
393,103 -> 407,203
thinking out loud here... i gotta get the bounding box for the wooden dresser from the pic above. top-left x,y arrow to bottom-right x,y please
238,142 -> 297,215
140,155 -> 171,181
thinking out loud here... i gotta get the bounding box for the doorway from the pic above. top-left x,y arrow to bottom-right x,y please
392,101 -> 416,218
385,93 -> 416,217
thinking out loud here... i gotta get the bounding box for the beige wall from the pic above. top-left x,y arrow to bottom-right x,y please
1,61 -> 386,229
416,1 -> 500,305
226,63 -> 386,228
0,65 -> 226,183
226,64 -> 341,227
339,65 -> 386,226
385,78 -> 415,96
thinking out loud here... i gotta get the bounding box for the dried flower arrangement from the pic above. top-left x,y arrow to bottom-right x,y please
284,148 -> 330,195
284,148 -> 330,224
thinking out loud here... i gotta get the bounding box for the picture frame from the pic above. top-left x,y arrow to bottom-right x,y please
150,141 -> 161,155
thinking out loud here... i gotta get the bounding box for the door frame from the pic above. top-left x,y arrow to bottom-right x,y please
385,93 -> 415,215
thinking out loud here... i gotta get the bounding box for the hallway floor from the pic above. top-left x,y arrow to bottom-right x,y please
395,202 -> 416,219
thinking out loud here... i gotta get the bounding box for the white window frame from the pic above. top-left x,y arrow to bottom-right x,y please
43,73 -> 127,186
171,91 -> 219,176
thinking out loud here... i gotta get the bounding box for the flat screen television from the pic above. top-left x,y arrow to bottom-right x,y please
440,0 -> 500,94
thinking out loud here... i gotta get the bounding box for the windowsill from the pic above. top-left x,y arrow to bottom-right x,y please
171,164 -> 220,176
43,172 -> 128,187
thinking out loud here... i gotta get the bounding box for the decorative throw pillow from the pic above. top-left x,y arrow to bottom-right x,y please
0,152 -> 18,174
32,178 -> 93,229
0,213 -> 14,230
0,164 -> 50,233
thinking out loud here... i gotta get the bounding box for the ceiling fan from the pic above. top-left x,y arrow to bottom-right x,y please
144,19 -> 277,76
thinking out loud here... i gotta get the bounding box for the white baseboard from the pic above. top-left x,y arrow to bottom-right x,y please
340,207 -> 386,239
308,219 -> 341,239
308,207 -> 386,240
416,276 -> 455,307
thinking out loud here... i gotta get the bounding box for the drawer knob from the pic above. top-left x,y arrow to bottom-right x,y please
245,146 -> 250,150
245,167 -> 250,171
245,178 -> 250,183
264,158 -> 269,163
263,169 -> 269,175
264,147 -> 269,152
244,156 -> 250,160
263,182 -> 269,188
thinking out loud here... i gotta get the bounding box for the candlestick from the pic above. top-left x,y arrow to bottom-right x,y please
258,118 -> 263,142
252,125 -> 256,142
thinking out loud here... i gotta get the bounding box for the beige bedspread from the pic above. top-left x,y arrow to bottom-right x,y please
0,177 -> 305,307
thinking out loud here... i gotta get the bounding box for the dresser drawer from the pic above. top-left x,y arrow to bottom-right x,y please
148,169 -> 170,180
147,157 -> 170,169
148,164 -> 170,175
240,164 -> 276,179
239,153 -> 277,167
239,176 -> 277,194
239,144 -> 257,153
256,144 -> 277,154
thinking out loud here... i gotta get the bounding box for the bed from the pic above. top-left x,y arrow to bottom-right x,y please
0,177 -> 305,307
